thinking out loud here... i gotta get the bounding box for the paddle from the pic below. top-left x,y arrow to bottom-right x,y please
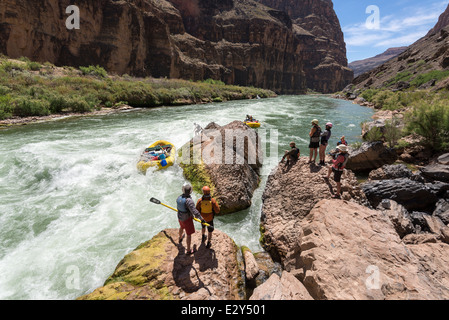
150,197 -> 211,228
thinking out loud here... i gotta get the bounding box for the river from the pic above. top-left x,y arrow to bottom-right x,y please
0,95 -> 373,299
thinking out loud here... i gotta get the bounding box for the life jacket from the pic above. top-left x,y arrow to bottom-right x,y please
199,195 -> 214,223
321,129 -> 331,143
334,153 -> 349,171
177,194 -> 190,213
312,125 -> 322,138
291,147 -> 300,160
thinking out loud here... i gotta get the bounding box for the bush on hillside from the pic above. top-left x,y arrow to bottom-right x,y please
405,101 -> 449,151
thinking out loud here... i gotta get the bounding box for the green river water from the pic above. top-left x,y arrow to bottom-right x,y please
0,95 -> 373,299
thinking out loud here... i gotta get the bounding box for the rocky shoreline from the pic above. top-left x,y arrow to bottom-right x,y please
0,105 -> 135,128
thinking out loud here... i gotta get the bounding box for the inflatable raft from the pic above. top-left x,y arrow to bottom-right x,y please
137,140 -> 176,173
244,121 -> 261,128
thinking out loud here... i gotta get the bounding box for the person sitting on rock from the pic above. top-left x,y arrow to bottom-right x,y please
337,136 -> 348,146
325,144 -> 349,199
281,141 -> 300,166
329,136 -> 348,159
196,186 -> 220,249
177,184 -> 206,255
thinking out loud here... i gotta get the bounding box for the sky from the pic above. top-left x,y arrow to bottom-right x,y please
333,0 -> 449,63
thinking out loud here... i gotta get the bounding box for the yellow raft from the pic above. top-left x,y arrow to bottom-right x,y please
137,140 -> 176,173
244,121 -> 261,128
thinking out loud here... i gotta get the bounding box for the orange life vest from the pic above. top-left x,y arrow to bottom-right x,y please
200,196 -> 214,223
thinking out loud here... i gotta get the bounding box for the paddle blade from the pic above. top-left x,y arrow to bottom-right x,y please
150,197 -> 161,205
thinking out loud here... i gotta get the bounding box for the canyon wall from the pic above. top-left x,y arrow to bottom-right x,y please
0,0 -> 352,93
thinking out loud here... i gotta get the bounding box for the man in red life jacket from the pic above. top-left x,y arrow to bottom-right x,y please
325,144 -> 349,199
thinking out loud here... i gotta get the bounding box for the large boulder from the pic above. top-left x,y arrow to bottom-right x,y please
433,199 -> 449,225
420,163 -> 449,182
260,158 -> 367,265
293,199 -> 449,300
376,199 -> 415,238
78,229 -> 244,300
249,271 -> 313,300
179,121 -> 262,215
368,164 -> 416,181
346,142 -> 397,172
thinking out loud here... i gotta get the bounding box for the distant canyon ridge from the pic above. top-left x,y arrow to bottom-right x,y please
0,0 -> 352,94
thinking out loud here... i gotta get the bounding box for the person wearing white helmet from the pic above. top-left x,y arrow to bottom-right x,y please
308,119 -> 321,164
177,184 -> 207,255
319,122 -> 333,166
325,144 -> 349,199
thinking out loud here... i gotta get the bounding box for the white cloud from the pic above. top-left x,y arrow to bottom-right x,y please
343,1 -> 448,49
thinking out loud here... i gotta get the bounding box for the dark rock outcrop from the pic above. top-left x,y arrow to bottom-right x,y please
421,163 -> 449,183
362,178 -> 449,213
0,0 -> 351,93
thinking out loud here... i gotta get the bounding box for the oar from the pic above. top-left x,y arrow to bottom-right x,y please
150,197 -> 211,228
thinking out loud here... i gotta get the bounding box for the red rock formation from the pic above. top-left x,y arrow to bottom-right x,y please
0,0 -> 351,93
256,0 -> 353,92
427,3 -> 449,36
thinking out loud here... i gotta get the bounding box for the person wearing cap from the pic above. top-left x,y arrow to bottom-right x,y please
196,186 -> 220,249
176,184 -> 206,255
319,122 -> 333,166
337,136 -> 348,146
281,141 -> 300,167
325,144 -> 349,199
309,119 -> 321,164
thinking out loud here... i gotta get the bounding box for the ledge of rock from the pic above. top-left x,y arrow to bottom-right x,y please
346,142 -> 397,172
259,156 -> 449,299
260,157 -> 367,266
78,229 -> 244,300
294,199 -> 449,300
249,271 -> 313,300
179,121 -> 262,215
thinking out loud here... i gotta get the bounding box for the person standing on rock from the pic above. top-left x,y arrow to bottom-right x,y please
196,186 -> 220,249
281,141 -> 300,167
177,184 -> 206,255
325,144 -> 349,199
319,122 -> 332,166
309,119 -> 321,164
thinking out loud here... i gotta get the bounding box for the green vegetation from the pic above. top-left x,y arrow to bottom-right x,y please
404,100 -> 449,151
409,70 -> 449,88
0,56 -> 275,120
358,83 -> 449,152
385,71 -> 412,86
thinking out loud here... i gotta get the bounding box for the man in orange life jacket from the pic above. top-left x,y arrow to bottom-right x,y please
196,186 -> 220,249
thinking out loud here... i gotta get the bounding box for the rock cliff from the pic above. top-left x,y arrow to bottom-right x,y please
0,0 -> 351,93
349,47 -> 408,78
256,0 -> 353,92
